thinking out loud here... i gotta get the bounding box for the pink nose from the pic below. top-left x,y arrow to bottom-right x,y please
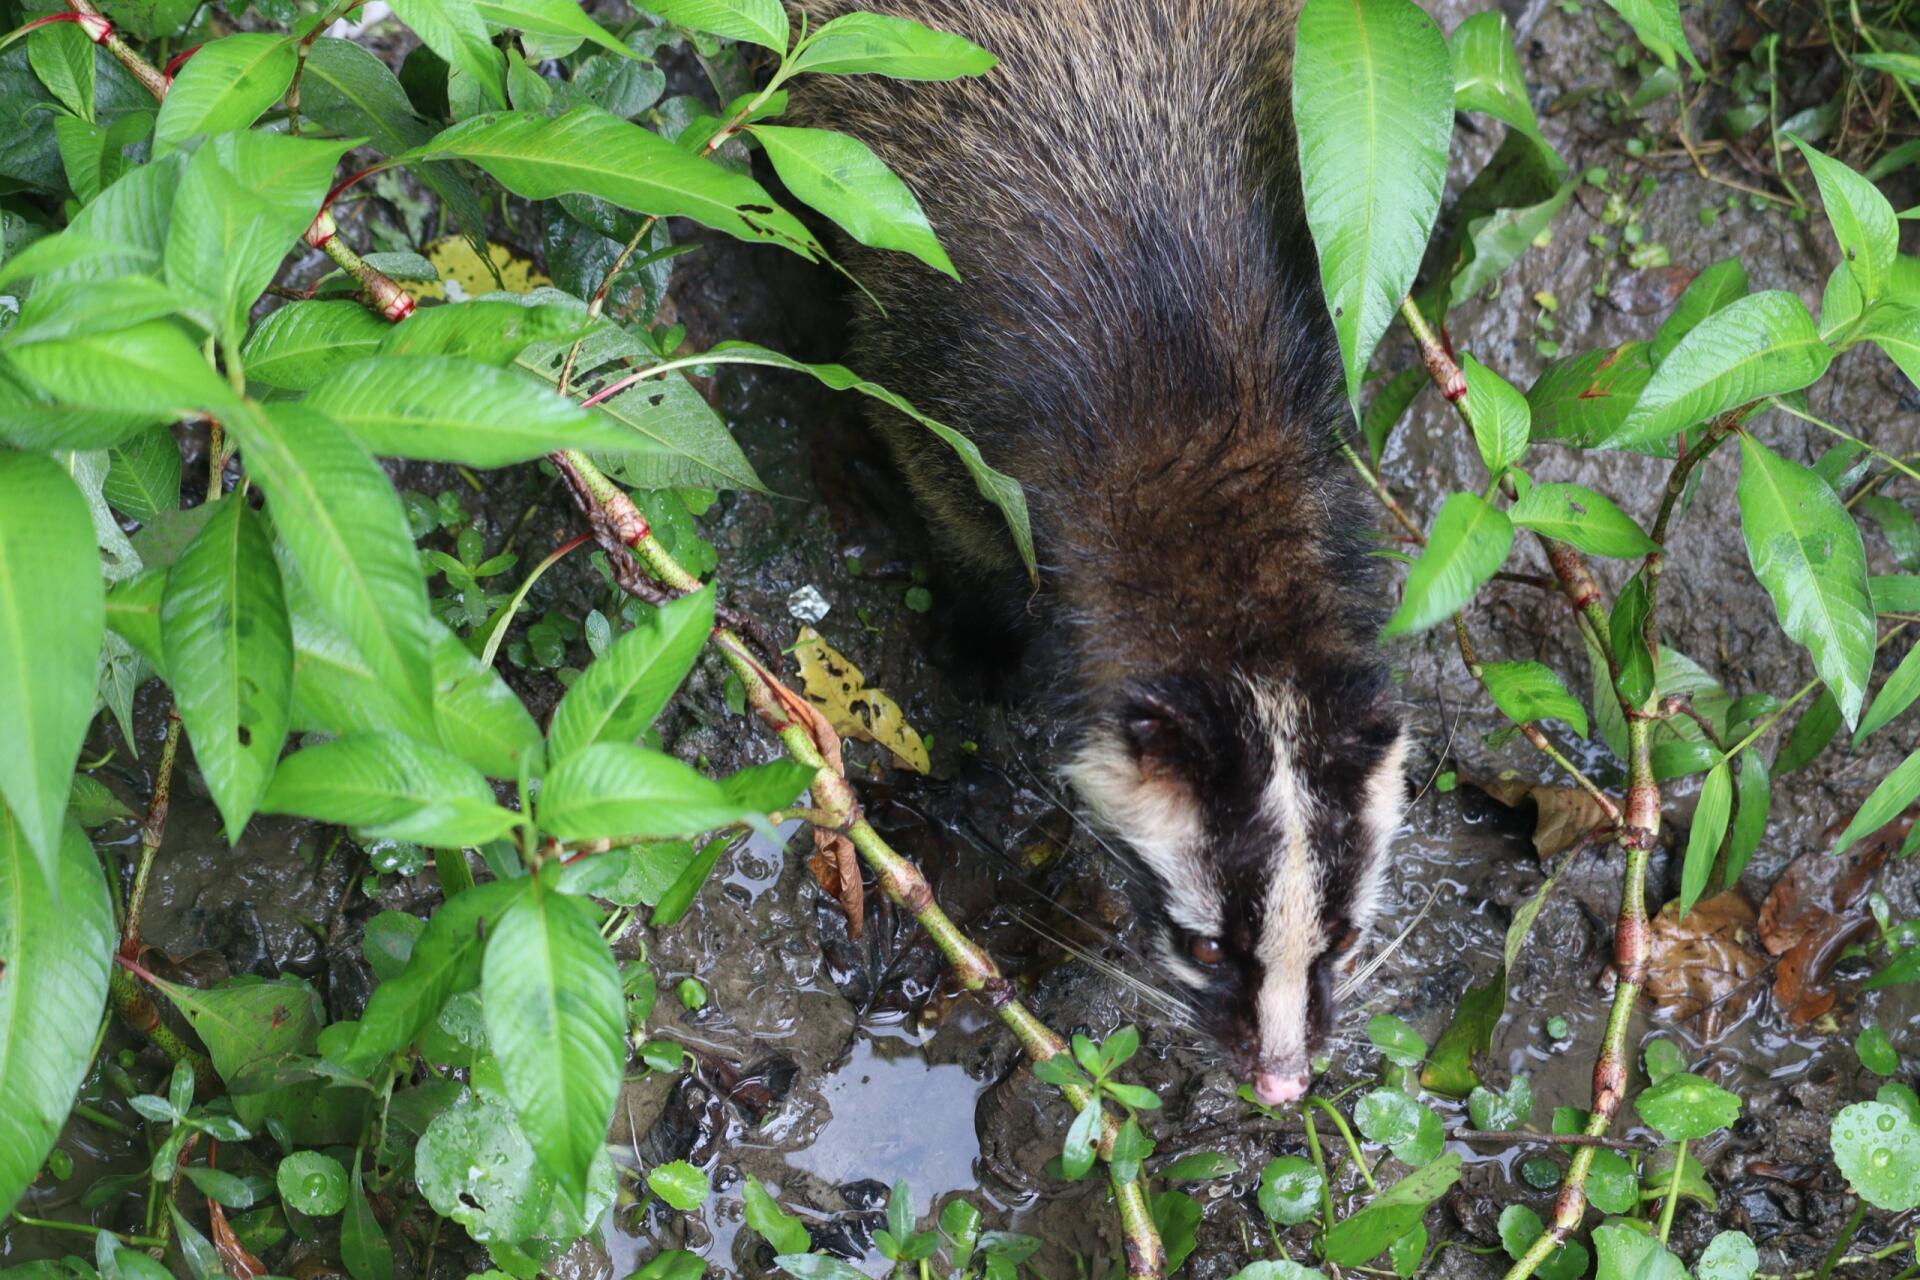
1251,1069 -> 1310,1106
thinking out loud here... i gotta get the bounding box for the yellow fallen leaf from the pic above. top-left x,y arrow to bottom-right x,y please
403,237 -> 550,302
792,627 -> 930,775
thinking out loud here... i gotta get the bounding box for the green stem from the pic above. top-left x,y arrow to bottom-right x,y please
1818,1203 -> 1868,1280
1303,1105 -> 1335,1247
1308,1096 -> 1376,1193
1657,1139 -> 1686,1242
1770,397 -> 1920,487
11,1215 -> 165,1247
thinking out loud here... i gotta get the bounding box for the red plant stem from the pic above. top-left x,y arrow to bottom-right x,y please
120,706 -> 181,961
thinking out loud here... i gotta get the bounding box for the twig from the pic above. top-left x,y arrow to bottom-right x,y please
61,0 -> 167,99
1395,294 -> 1660,1280
1449,1128 -> 1643,1152
120,706 -> 181,960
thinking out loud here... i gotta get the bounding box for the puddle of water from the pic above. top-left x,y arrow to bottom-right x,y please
783,1035 -> 987,1218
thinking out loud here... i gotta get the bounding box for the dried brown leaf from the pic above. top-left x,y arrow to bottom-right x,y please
1472,777 -> 1614,859
208,1198 -> 266,1280
1645,891 -> 1767,1041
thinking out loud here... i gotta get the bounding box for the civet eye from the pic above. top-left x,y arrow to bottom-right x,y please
1189,936 -> 1225,966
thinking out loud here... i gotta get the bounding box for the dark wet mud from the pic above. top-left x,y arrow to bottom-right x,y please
10,2 -> 1920,1277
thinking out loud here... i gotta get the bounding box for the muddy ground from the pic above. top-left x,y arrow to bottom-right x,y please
9,0 -> 1920,1276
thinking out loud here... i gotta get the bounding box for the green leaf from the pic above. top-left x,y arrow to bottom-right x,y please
1857,495 -> 1920,570
1367,1014 -> 1427,1067
0,456 -> 104,874
0,814 -> 113,1220
1467,1076 -> 1533,1131
1677,761 -> 1732,919
1635,1071 -> 1741,1141
1421,974 -> 1504,1097
228,402 -> 437,730
106,568 -> 166,674
510,308 -> 767,494
1737,433 -> 1875,727
1698,1231 -> 1759,1280
1230,1264 -> 1326,1280
1355,1087 -> 1424,1148
646,1160 -> 708,1212
343,877 -> 525,1073
430,629 -> 544,779
1507,482 -> 1658,558
482,883 -> 625,1208
243,301 -> 392,391
1593,1222 -> 1687,1280
305,356 -> 653,466
751,125 -> 953,278
1855,1024 -> 1899,1075
104,426 -> 182,523
1323,1156 -> 1462,1266
1449,12 -> 1553,163
1829,1100 -> 1920,1210
708,341 -> 1035,577
1725,751 -> 1769,885
1601,0 -> 1701,73
743,1176 -> 811,1255
1834,744 -> 1920,853
1790,137 -> 1898,305
1858,642 -> 1920,744
775,1258 -> 868,1280
1496,1205 -> 1589,1280
1867,945 -> 1920,991
548,586 -> 713,764
789,12 -> 995,79
539,742 -> 765,839
5,320 -> 240,429
473,0 -> 635,57
1293,0 -> 1452,407
152,35 -> 297,157
1460,354 -> 1530,475
390,0 -> 506,109
1479,661 -> 1589,737
341,1169 -> 392,1280
162,500 -> 292,843
638,0 -> 784,48
277,1151 -> 349,1217
402,107 -> 816,255
649,834 -> 727,927
1382,493 -> 1514,637
1651,258 -> 1750,366
1616,292 -> 1832,447
166,132 -> 358,345
379,301 -> 586,366
1160,1152 -> 1240,1182
263,731 -> 520,846
1060,1096 -> 1100,1180
1527,341 -> 1657,450
29,20 -> 95,121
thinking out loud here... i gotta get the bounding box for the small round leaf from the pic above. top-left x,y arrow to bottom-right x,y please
276,1150 -> 349,1217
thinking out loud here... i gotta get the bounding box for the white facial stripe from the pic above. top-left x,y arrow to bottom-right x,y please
1250,683 -> 1323,1070
1064,732 -> 1222,936
1348,727 -> 1410,933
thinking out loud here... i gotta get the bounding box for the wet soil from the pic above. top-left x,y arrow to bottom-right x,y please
9,2 -> 1920,1277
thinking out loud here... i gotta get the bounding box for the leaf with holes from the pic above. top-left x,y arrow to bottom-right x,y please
161,500 -> 291,843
